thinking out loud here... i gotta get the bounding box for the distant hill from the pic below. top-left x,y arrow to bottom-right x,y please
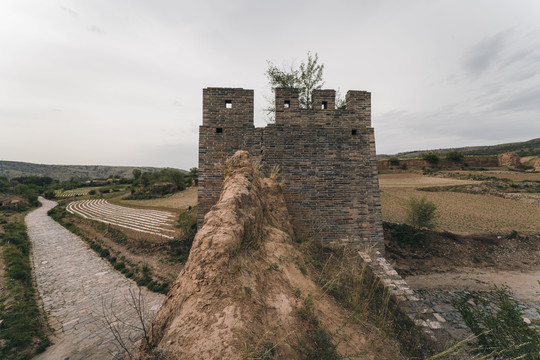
377,138 -> 540,159
0,160 -> 184,181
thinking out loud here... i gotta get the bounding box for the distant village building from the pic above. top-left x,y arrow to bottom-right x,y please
0,195 -> 29,210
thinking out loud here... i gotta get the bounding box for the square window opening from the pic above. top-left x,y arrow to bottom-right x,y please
216,127 -> 223,134
351,129 -> 358,135
322,101 -> 328,109
225,100 -> 232,109
284,100 -> 290,109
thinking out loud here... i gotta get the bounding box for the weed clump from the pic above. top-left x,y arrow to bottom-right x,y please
306,244 -> 430,358
383,222 -> 429,248
405,196 -> 438,229
454,285 -> 540,359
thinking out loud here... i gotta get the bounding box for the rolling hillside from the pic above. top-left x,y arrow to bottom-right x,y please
0,160 -> 183,181
377,138 -> 540,159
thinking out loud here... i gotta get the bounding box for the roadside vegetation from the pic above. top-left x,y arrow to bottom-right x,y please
303,242 -> 433,358
0,211 -> 50,359
454,285 -> 540,359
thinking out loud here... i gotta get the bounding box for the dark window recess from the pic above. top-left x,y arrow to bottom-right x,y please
225,100 -> 232,109
322,101 -> 328,109
351,129 -> 358,135
216,127 -> 223,134
284,100 -> 290,108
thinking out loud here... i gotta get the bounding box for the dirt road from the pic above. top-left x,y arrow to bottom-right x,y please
405,268 -> 540,302
27,197 -> 164,359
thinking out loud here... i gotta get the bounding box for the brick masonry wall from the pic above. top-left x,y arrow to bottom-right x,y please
198,87 -> 384,252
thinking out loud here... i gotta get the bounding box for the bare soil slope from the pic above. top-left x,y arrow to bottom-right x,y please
386,231 -> 540,276
140,151 -> 403,360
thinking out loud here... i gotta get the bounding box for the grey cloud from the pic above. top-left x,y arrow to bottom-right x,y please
492,84 -> 540,113
374,104 -> 539,155
463,30 -> 512,76
89,25 -> 105,34
60,6 -> 78,17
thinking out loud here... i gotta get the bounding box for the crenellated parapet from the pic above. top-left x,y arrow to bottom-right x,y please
198,87 -> 384,252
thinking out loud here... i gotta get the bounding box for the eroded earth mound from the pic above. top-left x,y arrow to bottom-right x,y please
498,152 -> 522,168
139,151 -> 402,359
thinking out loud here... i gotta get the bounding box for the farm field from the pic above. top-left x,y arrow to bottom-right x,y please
55,187 -> 99,197
379,173 -> 540,234
66,199 -> 179,239
378,173 -> 477,187
113,186 -> 198,212
442,170 -> 540,182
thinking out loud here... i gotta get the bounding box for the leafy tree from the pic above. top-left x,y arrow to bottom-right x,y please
43,189 -> 56,199
446,150 -> 464,162
388,156 -> 400,166
11,176 -> 53,187
132,169 -> 142,180
421,152 -> 440,166
0,176 -> 10,193
140,172 -> 152,187
265,52 -> 325,118
162,168 -> 185,191
405,197 -> 438,229
188,167 -> 198,186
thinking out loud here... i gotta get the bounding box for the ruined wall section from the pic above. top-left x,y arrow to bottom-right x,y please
198,87 -> 384,251
198,88 -> 260,226
262,88 -> 383,250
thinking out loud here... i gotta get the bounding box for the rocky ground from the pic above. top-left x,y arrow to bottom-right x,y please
385,229 -> 540,340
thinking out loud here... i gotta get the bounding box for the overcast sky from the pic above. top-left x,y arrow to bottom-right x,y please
1,0 -> 539,170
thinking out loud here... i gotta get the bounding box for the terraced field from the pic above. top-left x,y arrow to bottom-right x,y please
55,188 -> 98,197
66,199 -> 176,239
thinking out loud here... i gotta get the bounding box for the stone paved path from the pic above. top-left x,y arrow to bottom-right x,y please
27,198 -> 165,359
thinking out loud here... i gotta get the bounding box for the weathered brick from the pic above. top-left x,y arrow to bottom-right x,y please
198,87 -> 384,253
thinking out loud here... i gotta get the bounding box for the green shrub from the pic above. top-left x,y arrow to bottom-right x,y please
422,152 -> 440,166
454,285 -> 540,359
43,190 -> 56,199
0,222 -> 50,358
405,197 -> 438,229
177,207 -> 197,245
388,156 -> 400,166
383,222 -> 429,247
446,150 -> 464,162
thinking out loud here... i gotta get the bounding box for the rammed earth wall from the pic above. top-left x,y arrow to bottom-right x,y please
198,87 -> 384,252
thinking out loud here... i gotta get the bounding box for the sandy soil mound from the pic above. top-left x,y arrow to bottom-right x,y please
521,156 -> 540,171
498,152 -> 522,168
140,151 -> 402,360
386,229 -> 540,276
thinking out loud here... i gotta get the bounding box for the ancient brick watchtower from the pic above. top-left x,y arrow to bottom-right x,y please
198,87 -> 384,251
